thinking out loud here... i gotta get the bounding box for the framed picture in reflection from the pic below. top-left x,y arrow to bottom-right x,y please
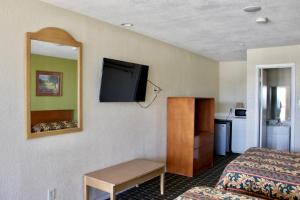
36,71 -> 62,96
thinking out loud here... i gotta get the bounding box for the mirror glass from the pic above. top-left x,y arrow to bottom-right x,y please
26,28 -> 82,139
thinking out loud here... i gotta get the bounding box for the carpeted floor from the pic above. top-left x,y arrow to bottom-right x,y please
113,154 -> 239,200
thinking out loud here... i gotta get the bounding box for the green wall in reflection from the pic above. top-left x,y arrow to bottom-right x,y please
31,54 -> 78,121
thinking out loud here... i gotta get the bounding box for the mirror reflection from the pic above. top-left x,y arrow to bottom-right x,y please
30,40 -> 79,134
265,68 -> 291,124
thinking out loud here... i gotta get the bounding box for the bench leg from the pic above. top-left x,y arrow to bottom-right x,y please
84,178 -> 89,200
110,187 -> 116,200
110,192 -> 116,200
160,173 -> 164,195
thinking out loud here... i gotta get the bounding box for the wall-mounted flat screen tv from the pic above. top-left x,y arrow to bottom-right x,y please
99,58 -> 149,102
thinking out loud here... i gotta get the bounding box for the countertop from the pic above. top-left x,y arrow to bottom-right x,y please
215,113 -> 246,120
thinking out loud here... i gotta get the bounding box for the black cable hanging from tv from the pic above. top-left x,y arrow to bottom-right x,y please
137,80 -> 162,109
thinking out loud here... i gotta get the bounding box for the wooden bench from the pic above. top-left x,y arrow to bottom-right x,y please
84,159 -> 165,200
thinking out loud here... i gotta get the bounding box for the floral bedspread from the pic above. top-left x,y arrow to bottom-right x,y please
175,186 -> 262,200
31,121 -> 78,132
216,147 -> 300,199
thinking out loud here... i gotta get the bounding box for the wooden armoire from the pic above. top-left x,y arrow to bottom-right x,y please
167,97 -> 215,177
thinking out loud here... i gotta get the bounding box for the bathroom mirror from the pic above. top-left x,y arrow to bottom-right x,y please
25,27 -> 82,139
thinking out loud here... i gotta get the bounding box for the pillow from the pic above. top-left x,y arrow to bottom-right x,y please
60,121 -> 77,128
48,121 -> 64,130
31,122 -> 51,132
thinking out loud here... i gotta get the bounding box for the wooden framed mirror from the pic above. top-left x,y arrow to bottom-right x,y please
25,27 -> 82,139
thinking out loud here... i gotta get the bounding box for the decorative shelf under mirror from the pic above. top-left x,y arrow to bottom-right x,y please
25,27 -> 83,139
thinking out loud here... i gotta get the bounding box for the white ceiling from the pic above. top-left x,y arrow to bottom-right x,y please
41,0 -> 300,61
31,40 -> 78,60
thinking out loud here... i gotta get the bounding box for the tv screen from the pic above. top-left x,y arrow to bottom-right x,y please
99,58 -> 149,102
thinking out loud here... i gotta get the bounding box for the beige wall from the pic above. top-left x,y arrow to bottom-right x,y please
0,0 -> 219,199
247,45 -> 300,152
218,61 -> 247,112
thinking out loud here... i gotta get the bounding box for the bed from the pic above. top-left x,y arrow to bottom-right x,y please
175,186 -> 262,200
31,110 -> 77,132
216,147 -> 300,199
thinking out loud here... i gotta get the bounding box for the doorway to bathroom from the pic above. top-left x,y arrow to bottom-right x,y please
257,64 -> 295,152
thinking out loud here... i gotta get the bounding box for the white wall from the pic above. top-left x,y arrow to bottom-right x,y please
218,61 -> 247,113
247,45 -> 300,152
0,0 -> 219,199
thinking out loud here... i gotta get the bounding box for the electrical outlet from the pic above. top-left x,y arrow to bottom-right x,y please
48,188 -> 56,200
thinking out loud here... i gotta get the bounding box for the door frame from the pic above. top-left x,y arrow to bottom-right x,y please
257,68 -> 267,148
256,63 -> 295,151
